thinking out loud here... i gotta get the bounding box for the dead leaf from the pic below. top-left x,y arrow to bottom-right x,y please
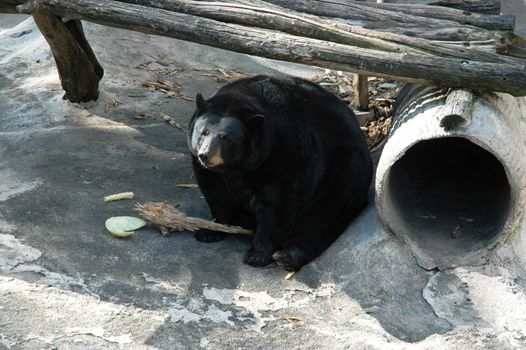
281,315 -> 301,325
451,225 -> 463,239
193,67 -> 252,83
160,112 -> 187,133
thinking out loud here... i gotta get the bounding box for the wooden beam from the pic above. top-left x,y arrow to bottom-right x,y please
429,0 -> 501,15
341,0 -> 511,29
264,0 -> 513,36
32,13 -> 103,102
17,0 -> 526,96
116,0 -> 514,64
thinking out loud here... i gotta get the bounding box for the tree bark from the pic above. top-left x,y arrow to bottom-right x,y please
263,0 -> 511,39
17,0 -> 526,96
429,0 -> 501,15
336,0 -> 511,29
32,13 -> 103,102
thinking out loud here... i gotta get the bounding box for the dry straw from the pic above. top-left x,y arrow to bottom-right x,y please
135,202 -> 252,235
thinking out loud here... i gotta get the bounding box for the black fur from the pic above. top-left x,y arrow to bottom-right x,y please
188,75 -> 372,271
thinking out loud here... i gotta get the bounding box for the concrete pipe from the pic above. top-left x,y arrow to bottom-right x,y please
375,85 -> 526,270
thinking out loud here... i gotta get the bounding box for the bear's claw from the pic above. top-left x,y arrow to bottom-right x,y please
272,248 -> 306,271
244,247 -> 274,267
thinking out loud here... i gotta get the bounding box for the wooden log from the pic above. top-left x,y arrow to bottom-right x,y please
119,0 -> 422,54
32,13 -> 103,102
263,0 -> 511,40
117,0 -> 515,63
438,89 -> 475,131
346,0 -> 512,29
17,0 -> 526,96
429,0 -> 500,15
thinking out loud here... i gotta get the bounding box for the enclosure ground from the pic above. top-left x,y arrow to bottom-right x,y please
1,15 -> 526,350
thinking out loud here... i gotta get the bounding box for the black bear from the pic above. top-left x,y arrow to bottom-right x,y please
187,75 -> 372,271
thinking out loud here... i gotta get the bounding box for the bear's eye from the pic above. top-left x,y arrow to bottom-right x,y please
220,133 -> 229,142
202,128 -> 210,136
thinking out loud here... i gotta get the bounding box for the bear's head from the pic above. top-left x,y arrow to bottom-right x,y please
188,93 -> 266,172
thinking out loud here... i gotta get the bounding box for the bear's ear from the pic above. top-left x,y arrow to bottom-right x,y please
246,114 -> 266,131
196,93 -> 207,112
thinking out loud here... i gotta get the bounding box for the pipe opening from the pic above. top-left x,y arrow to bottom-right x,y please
385,137 -> 511,260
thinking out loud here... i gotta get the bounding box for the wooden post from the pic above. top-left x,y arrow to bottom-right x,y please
353,74 -> 369,112
32,13 -> 103,102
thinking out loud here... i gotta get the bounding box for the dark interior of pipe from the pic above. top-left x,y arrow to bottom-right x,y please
386,137 -> 511,258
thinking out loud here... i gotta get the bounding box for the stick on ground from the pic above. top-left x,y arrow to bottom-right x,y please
135,202 -> 252,235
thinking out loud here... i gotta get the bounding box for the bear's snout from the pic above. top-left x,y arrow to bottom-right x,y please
198,153 -> 209,163
198,142 -> 224,168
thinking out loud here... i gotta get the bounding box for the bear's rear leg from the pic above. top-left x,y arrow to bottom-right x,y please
272,247 -> 309,271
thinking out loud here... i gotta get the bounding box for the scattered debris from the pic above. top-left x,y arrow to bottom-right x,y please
309,71 -> 397,149
160,112 -> 187,133
135,202 -> 252,235
452,225 -> 463,239
110,99 -> 122,107
176,184 -> 199,189
142,79 -> 193,101
311,72 -> 354,105
193,67 -> 252,83
458,215 -> 475,223
364,117 -> 392,149
133,114 -> 147,120
280,315 -> 301,326
104,192 -> 135,202
105,216 -> 147,238
134,58 -> 184,76
143,79 -> 172,90
422,213 -> 437,220
285,271 -> 296,280
331,304 -> 342,312
104,98 -> 122,113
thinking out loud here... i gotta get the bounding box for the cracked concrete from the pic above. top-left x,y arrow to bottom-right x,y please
1,12 -> 526,350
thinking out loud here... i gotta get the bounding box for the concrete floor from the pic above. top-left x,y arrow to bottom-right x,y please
1,10 -> 526,350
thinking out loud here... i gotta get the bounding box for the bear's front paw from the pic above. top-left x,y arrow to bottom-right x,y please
195,229 -> 227,243
243,246 -> 274,267
272,247 -> 307,271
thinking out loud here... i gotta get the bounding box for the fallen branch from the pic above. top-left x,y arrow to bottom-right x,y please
160,112 -> 187,133
135,202 -> 253,235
